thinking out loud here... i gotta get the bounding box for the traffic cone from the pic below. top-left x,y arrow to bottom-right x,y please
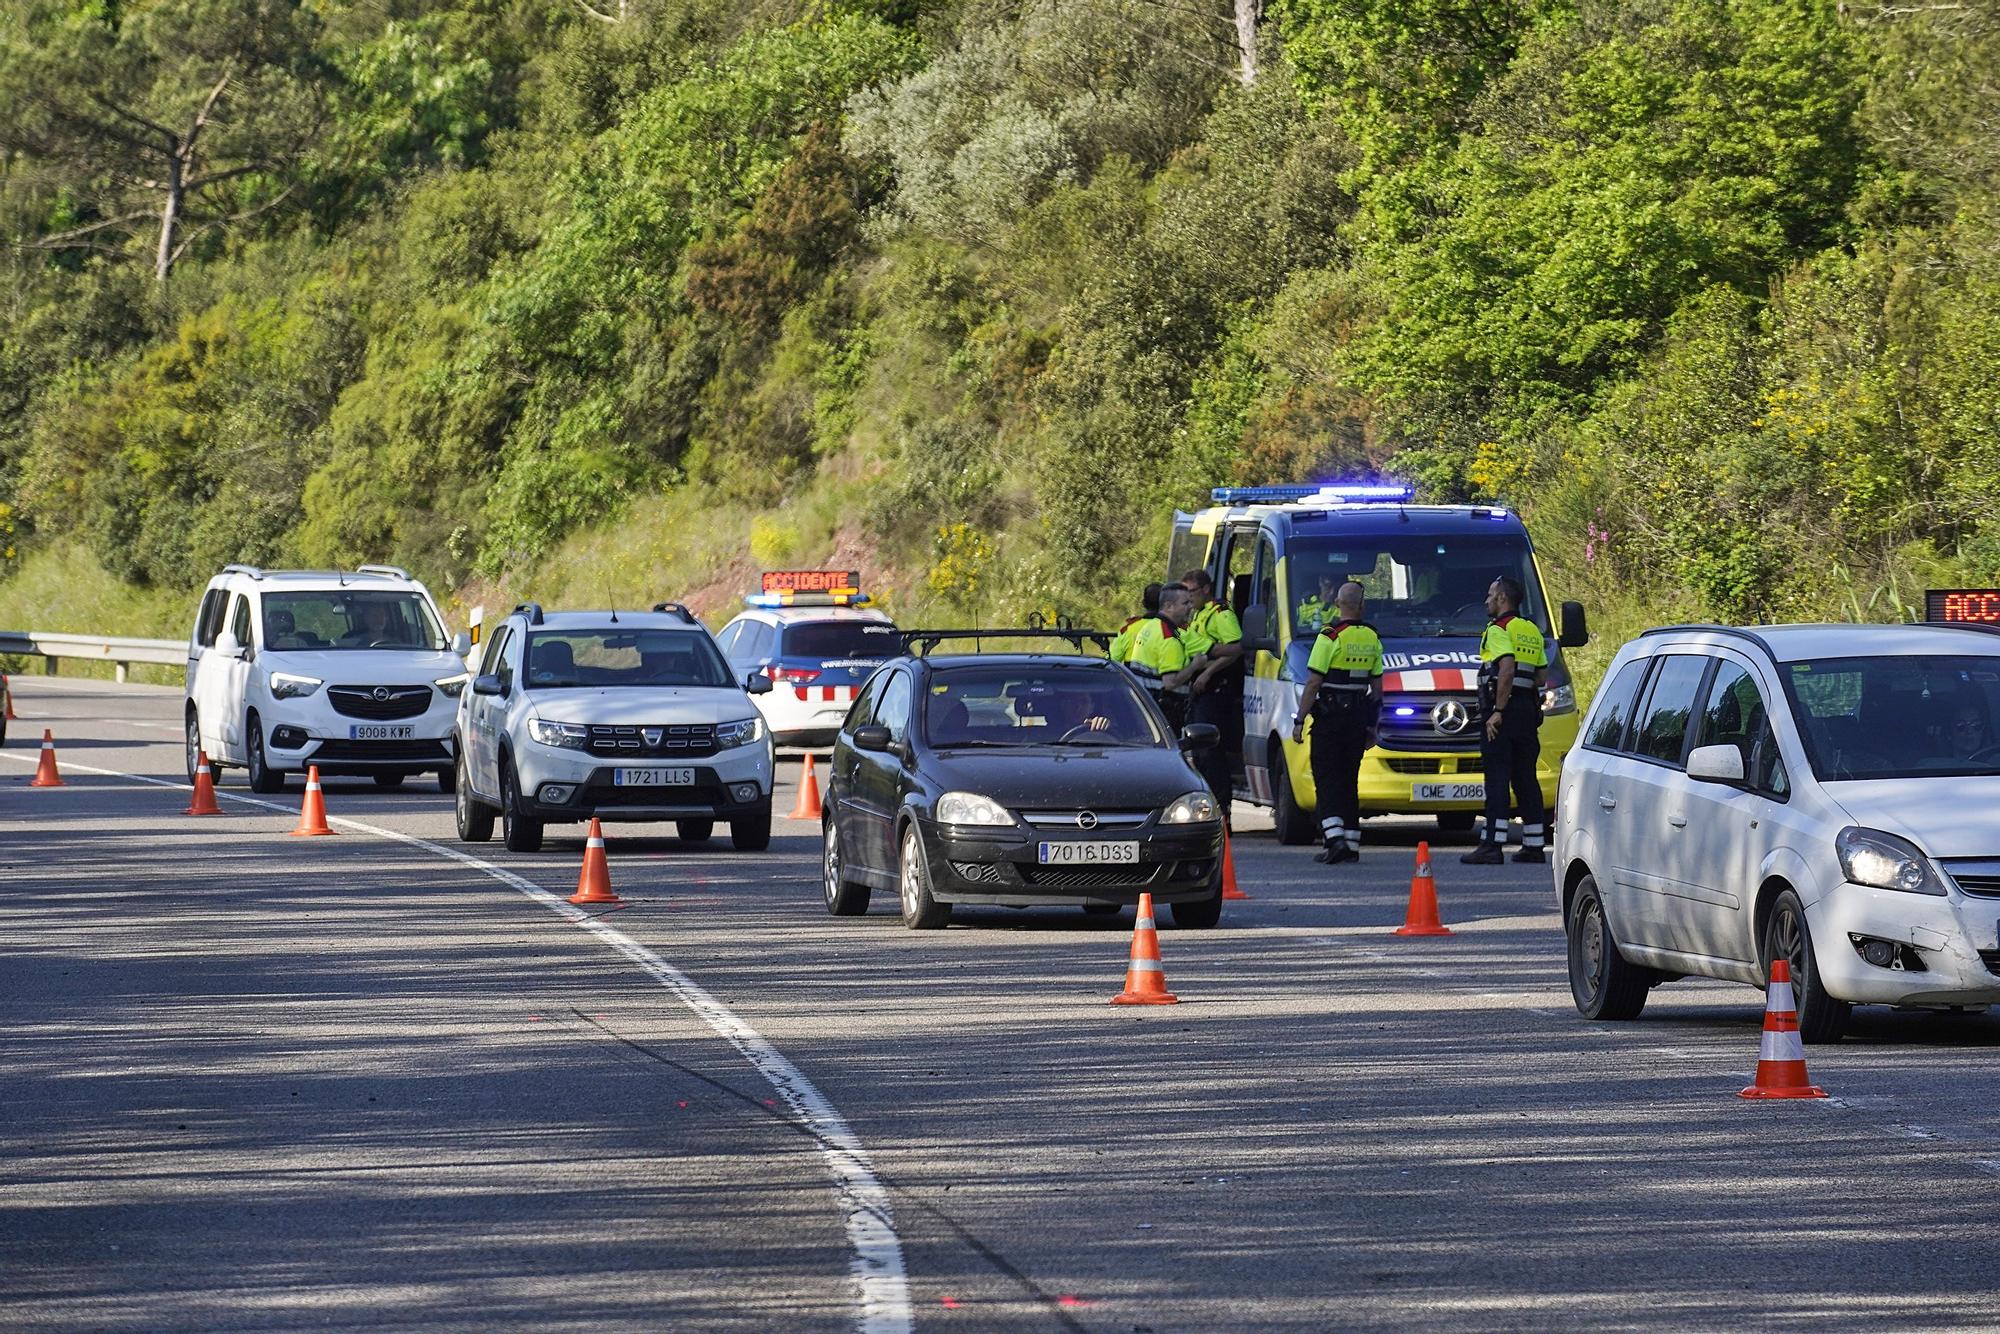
1111,892 -> 1179,1005
1220,827 -> 1249,900
289,765 -> 335,836
569,818 -> 621,906
788,753 -> 824,820
1393,840 -> 1454,937
1739,959 -> 1827,1099
3,679 -> 16,721
29,729 -> 63,787
184,751 -> 222,816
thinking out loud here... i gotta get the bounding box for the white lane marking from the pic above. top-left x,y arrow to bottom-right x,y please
1,751 -> 912,1333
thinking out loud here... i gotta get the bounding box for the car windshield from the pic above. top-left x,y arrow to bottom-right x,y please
782,620 -> 901,660
923,667 -> 1165,748
524,630 -> 733,689
1286,533 -> 1545,638
262,591 -> 446,651
1782,654 -> 2000,780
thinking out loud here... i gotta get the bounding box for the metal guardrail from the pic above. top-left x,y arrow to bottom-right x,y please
0,631 -> 185,683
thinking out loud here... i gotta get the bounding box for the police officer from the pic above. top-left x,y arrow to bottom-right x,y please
1129,584 -> 1205,733
1290,581 -> 1383,864
1181,569 -> 1244,815
1462,575 -> 1549,865
1294,570 -> 1343,635
1109,582 -> 1163,663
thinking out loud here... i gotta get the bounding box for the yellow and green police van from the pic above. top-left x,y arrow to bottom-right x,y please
1169,484 -> 1589,842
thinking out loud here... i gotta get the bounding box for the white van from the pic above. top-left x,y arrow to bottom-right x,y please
184,565 -> 470,793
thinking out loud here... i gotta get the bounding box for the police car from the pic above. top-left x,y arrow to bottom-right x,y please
715,572 -> 901,749
1168,483 -> 1589,842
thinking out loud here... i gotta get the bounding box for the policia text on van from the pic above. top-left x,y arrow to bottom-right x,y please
1168,483 -> 1588,844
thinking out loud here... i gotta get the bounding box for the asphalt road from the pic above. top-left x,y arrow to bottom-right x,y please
5,676 -> 2000,1331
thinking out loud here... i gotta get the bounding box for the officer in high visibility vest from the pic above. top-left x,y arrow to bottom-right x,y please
1181,568 -> 1243,815
1289,581 -> 1383,864
1128,584 -> 1207,733
1462,574 -> 1549,865
1108,583 -> 1163,663
1294,570 -> 1343,635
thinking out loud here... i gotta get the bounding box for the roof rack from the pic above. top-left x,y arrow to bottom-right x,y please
899,618 -> 1111,658
356,564 -> 412,580
513,601 -> 545,626
1636,624 -> 1777,656
651,601 -> 700,624
222,564 -> 265,580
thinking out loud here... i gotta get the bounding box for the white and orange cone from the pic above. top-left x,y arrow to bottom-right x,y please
290,765 -> 335,836
570,818 -> 621,906
1111,892 -> 1179,1005
788,754 -> 824,821
29,729 -> 64,787
1393,841 -> 1453,937
1739,959 -> 1827,1099
184,751 -> 222,816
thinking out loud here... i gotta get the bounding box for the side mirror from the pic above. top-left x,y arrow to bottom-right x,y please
450,631 -> 472,657
1240,605 -> 1272,649
472,673 -> 507,698
852,724 -> 892,753
1687,744 -> 1746,785
1558,600 -> 1590,648
1180,723 -> 1221,752
746,673 -> 773,695
215,632 -> 246,660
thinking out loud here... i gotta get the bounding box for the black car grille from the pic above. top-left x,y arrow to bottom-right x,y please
329,685 -> 433,720
311,738 -> 450,762
1017,809 -> 1152,829
1382,757 -> 1482,775
1376,693 -> 1482,752
1942,860 -> 2000,897
1018,865 -> 1165,890
1980,950 -> 2000,978
585,724 -> 720,759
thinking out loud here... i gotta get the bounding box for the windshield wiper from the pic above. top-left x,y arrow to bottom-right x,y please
1051,737 -> 1148,747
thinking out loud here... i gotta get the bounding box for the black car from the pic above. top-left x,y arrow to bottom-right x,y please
820,638 -> 1227,929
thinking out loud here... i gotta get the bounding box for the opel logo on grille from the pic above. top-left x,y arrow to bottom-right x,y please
1432,700 -> 1470,735
1075,811 -> 1099,830
371,686 -> 392,703
643,728 -> 662,746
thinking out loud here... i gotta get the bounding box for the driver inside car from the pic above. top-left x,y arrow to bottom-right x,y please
1947,691 -> 1994,761
341,601 -> 400,647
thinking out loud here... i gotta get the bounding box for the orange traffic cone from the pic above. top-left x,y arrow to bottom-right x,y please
1220,826 -> 1249,900
290,764 -> 335,836
570,817 -> 621,906
1111,892 -> 1179,1005
29,729 -> 64,787
788,753 -> 824,821
184,751 -> 222,816
3,679 -> 16,721
1393,840 -> 1454,937
1739,959 -> 1827,1099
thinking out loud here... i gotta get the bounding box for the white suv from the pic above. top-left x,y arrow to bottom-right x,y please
453,603 -> 776,852
1556,622 -> 2000,1041
184,565 -> 470,793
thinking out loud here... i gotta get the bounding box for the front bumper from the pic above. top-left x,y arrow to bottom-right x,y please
755,688 -> 858,749
1811,882 -> 2000,1006
513,740 -> 773,823
913,817 -> 1223,906
1286,709 -> 1579,815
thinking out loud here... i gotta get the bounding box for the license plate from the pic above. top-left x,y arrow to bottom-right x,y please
1413,782 -> 1484,803
614,767 -> 695,787
1038,841 -> 1140,865
349,724 -> 415,740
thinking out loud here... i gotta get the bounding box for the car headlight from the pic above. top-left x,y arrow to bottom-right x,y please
1836,827 -> 1946,896
434,673 -> 471,698
1162,790 -> 1219,824
269,672 -> 323,699
1541,682 -> 1576,715
528,718 -> 590,750
934,791 -> 1013,826
716,716 -> 765,749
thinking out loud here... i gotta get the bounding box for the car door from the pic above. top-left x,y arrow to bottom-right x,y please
186,587 -> 227,750
207,593 -> 256,760
466,625 -> 514,797
851,668 -> 913,871
1667,654 -> 1788,963
831,672 -> 888,870
1601,652 -> 1711,958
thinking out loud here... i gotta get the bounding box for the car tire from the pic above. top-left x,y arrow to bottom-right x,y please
1168,877 -> 1224,929
677,819 -> 715,845
455,753 -> 495,843
1437,812 -> 1477,834
436,765 -> 456,795
1764,889 -> 1850,1044
1567,874 -> 1649,1021
373,773 -> 406,790
499,755 -> 543,853
822,814 -> 870,916
730,802 -> 772,852
185,709 -> 218,787
898,824 -> 951,929
246,716 -> 286,794
1271,749 -> 1316,846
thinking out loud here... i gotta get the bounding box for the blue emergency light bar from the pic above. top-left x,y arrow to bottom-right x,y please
1211,483 -> 1416,505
